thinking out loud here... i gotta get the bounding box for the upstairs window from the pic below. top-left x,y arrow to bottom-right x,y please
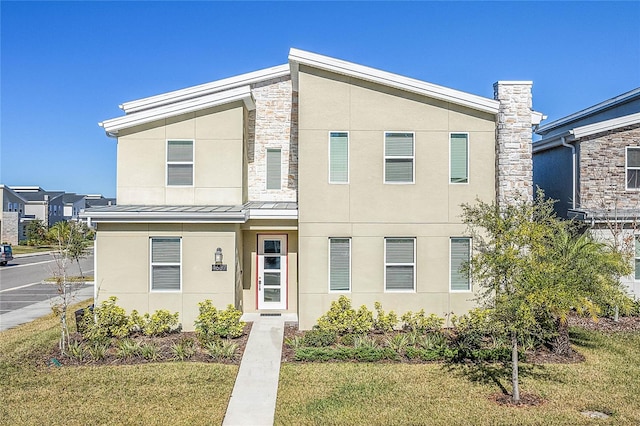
329,238 -> 351,292
385,238 -> 415,291
384,132 -> 414,183
266,148 -> 282,190
151,237 -> 181,291
167,140 -> 194,186
450,133 -> 469,184
450,238 -> 471,291
626,147 -> 640,189
329,132 -> 349,183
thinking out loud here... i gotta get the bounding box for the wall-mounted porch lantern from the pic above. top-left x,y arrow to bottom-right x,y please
212,247 -> 227,271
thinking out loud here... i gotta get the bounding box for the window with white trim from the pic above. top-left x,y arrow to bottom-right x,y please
384,132 -> 414,183
150,237 -> 181,291
329,238 -> 351,292
627,147 -> 640,189
329,132 -> 349,183
635,236 -> 640,280
385,238 -> 415,291
450,237 -> 471,291
167,140 -> 194,186
450,133 -> 469,184
266,148 -> 282,190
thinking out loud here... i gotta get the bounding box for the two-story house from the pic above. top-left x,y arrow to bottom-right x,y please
533,88 -> 640,298
85,48 -> 541,330
1,184 -> 27,245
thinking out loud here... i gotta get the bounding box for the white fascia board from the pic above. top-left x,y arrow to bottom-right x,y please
83,211 -> 248,223
537,88 -> 640,134
572,112 -> 640,139
100,86 -> 254,133
247,208 -> 298,220
120,64 -> 289,114
288,48 -> 500,114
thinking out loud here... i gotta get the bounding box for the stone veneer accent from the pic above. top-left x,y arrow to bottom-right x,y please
494,81 -> 534,206
1,212 -> 19,245
247,76 -> 298,202
579,124 -> 640,210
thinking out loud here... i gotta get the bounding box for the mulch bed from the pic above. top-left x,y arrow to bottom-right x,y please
567,314 -> 640,333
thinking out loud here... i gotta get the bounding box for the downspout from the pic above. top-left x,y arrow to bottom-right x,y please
561,136 -> 576,210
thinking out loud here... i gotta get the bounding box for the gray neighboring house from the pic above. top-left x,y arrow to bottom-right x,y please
62,193 -> 87,221
12,186 -> 66,229
0,184 -> 27,245
533,88 -> 640,298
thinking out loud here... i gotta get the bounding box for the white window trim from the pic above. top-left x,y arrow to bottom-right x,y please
328,131 -> 350,184
626,146 -> 640,191
449,132 -> 470,185
166,139 -> 195,187
384,237 -> 416,293
328,237 -> 351,293
450,237 -> 472,292
384,131 -> 415,184
149,237 -> 182,292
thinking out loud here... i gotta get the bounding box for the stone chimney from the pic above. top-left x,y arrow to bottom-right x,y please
493,81 -> 534,207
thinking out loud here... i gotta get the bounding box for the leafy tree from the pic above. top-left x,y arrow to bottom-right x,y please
461,191 -> 630,402
48,220 -> 92,353
26,219 -> 47,246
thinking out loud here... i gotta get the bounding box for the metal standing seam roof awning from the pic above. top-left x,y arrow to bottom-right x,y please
80,202 -> 298,224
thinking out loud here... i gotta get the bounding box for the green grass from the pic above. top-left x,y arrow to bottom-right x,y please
10,245 -> 54,255
276,328 -> 640,425
0,299 -> 238,426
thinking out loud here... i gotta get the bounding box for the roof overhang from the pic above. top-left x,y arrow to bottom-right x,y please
533,112 -> 640,154
288,48 -> 501,115
99,85 -> 255,135
120,64 -> 290,114
81,202 -> 298,224
537,87 -> 640,135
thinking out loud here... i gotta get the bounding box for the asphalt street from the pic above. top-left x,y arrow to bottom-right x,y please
0,252 -> 94,316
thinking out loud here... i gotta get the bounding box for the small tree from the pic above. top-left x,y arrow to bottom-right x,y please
48,221 -> 90,353
462,191 -> 630,402
49,221 -> 92,277
26,219 -> 47,246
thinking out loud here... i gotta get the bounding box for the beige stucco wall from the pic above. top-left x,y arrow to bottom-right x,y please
116,102 -> 245,206
241,228 -> 298,313
296,66 -> 496,329
95,222 -> 240,331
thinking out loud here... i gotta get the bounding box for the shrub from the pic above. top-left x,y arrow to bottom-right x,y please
87,341 -> 109,361
302,329 -> 337,347
142,310 -> 180,336
194,300 -> 245,343
284,336 -> 304,349
372,302 -> 398,333
83,297 -> 130,341
171,337 -> 195,361
339,333 -> 357,346
67,340 -> 85,361
415,333 -> 448,351
294,346 -> 397,362
206,340 -> 239,361
353,335 -> 379,349
385,334 -> 409,353
140,342 -> 160,361
401,310 -> 445,333
405,347 -> 442,361
116,339 -> 141,359
451,308 -> 506,350
315,296 -> 373,335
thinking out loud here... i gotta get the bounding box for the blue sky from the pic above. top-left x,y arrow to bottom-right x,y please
1,1 -> 639,198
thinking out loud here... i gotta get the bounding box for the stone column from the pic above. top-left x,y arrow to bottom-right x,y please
494,81 -> 534,207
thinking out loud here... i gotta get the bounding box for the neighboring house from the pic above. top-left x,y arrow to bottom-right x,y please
62,193 -> 87,221
0,184 -> 27,245
83,194 -> 116,209
533,88 -> 640,297
12,186 -> 66,228
84,48 -> 542,330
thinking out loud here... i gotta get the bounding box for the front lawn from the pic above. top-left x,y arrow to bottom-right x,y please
275,327 -> 640,425
0,300 -> 238,426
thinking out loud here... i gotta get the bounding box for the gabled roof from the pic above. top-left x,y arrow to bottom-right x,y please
0,184 -> 28,202
119,64 -> 289,114
537,87 -> 640,135
288,48 -> 501,115
100,86 -> 255,134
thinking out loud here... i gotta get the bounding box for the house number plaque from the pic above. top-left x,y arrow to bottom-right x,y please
212,264 -> 228,271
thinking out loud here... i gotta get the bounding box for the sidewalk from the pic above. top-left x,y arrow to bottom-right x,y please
0,283 -> 94,332
223,313 -> 296,426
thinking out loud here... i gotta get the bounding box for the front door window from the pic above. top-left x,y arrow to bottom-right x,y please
258,235 -> 287,309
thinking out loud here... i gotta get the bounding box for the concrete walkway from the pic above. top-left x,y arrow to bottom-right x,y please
0,284 -> 94,332
223,313 -> 295,426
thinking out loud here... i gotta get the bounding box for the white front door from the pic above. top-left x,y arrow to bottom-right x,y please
257,235 -> 287,310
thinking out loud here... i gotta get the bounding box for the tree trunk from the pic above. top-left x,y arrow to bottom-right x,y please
77,259 -> 84,279
553,317 -> 572,356
511,330 -> 520,402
